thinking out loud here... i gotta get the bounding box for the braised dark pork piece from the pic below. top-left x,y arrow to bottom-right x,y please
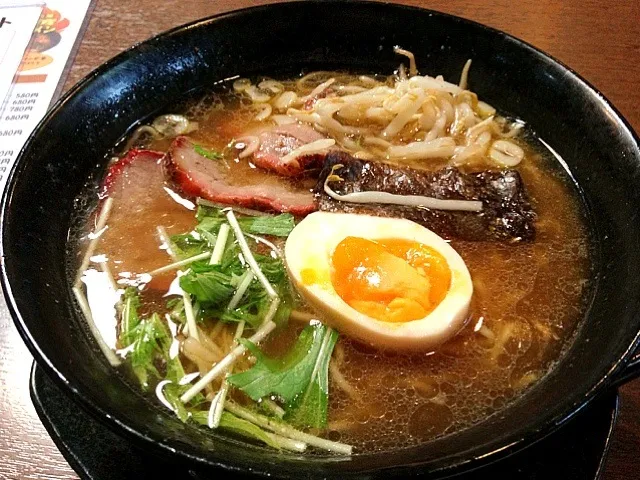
315,152 -> 536,242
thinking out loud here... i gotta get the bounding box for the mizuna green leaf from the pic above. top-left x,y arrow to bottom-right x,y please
118,287 -> 141,347
127,312 -> 172,388
196,205 -> 295,237
169,233 -> 209,259
193,144 -> 223,160
179,266 -> 235,304
286,327 -> 338,429
227,323 -> 338,428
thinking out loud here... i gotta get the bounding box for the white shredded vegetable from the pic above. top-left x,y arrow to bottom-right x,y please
394,47 -> 417,77
231,53 -> 520,168
225,401 -> 353,455
324,164 -> 483,212
72,286 -> 122,366
209,320 -> 245,428
459,59 -> 472,90
155,380 -> 175,410
233,78 -> 251,92
151,114 -> 196,137
180,308 -> 278,403
235,136 -> 260,159
254,103 -> 272,121
74,197 -> 113,287
225,209 -> 278,298
156,225 -> 178,261
302,78 -> 335,103
146,251 -> 211,277
99,261 -> 119,293
490,139 -> 525,166
261,398 -> 286,418
386,137 -> 457,161
245,85 -> 271,103
258,80 -> 284,93
209,223 -> 230,265
182,288 -> 200,342
477,100 -> 496,117
381,90 -> 425,138
274,91 -> 298,110
271,114 -> 297,125
244,233 -> 283,259
226,270 -> 255,311
197,198 -> 270,217
280,138 -> 336,164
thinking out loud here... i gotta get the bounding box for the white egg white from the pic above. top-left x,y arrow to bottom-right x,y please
284,212 -> 473,351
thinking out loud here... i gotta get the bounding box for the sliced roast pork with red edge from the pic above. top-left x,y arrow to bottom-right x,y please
167,136 -> 317,214
99,149 -> 196,291
102,149 -> 165,196
247,123 -> 328,177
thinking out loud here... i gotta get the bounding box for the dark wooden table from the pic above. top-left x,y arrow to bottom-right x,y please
1,0 -> 639,478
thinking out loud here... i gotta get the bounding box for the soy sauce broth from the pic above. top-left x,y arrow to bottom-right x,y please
70,75 -> 593,454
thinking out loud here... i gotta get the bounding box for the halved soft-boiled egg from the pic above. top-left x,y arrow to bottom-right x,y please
284,212 -> 473,351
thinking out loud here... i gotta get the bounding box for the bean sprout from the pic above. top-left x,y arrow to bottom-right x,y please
324,164 -> 483,211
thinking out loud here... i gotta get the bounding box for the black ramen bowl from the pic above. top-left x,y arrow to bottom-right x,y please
3,1 -> 640,478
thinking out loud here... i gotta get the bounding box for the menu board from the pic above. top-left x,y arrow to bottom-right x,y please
0,0 -> 93,192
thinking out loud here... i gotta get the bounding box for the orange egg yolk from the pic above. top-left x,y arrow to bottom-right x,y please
330,237 -> 451,323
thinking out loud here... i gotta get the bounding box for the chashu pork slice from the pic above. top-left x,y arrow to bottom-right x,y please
248,123 -> 328,177
98,149 -> 196,291
166,136 -> 317,215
